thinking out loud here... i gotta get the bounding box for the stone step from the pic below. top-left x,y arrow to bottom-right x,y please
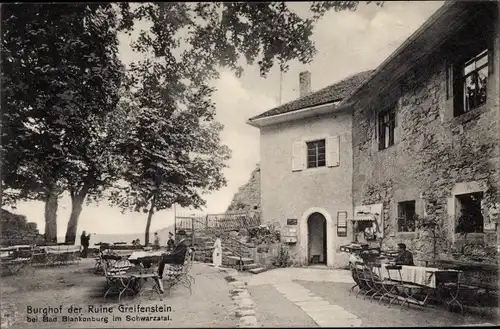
243,263 -> 260,270
226,256 -> 254,265
248,267 -> 267,274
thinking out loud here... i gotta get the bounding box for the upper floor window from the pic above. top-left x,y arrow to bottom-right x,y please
306,139 -> 326,168
378,107 -> 395,151
453,49 -> 489,116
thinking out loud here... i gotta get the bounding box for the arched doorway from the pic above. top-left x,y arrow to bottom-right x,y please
307,212 -> 327,264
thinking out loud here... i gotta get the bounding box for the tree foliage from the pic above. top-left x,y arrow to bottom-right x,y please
1,4 -> 127,242
1,1 -> 383,244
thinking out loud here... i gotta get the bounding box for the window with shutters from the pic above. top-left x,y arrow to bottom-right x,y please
306,139 -> 326,168
378,107 -> 395,151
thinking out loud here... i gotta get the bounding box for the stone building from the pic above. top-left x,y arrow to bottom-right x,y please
344,1 -> 500,263
247,70 -> 372,267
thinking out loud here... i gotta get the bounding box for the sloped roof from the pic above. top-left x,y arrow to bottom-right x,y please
250,70 -> 374,120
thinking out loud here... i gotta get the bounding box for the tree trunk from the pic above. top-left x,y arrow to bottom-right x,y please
44,188 -> 59,244
144,197 -> 156,246
64,186 -> 88,245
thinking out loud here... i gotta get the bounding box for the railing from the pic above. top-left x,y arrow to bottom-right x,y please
176,212 -> 260,271
176,211 -> 260,232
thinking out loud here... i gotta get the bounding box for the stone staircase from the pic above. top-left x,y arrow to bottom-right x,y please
192,228 -> 267,274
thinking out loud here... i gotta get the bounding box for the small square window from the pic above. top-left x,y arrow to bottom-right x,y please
378,107 -> 396,150
397,200 -> 416,232
455,192 -> 484,234
306,140 -> 326,168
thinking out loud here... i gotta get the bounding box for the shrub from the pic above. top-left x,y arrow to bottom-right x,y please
272,244 -> 293,268
247,224 -> 281,245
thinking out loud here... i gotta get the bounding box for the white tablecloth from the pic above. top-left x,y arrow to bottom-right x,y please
40,245 -> 81,254
128,251 -> 164,261
0,245 -> 32,251
378,264 -> 460,288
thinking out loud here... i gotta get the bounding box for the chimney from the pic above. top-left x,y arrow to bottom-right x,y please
299,71 -> 311,97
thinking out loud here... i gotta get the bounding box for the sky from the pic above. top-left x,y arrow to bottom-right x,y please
7,1 -> 444,238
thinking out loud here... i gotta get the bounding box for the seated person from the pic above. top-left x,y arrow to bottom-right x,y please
395,243 -> 414,266
157,238 -> 189,279
155,238 -> 190,294
166,232 -> 175,251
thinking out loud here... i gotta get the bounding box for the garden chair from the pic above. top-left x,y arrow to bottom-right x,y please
438,272 -> 481,313
382,265 -> 429,309
348,262 -> 359,295
161,248 -> 195,296
354,261 -> 374,299
103,259 -> 136,302
368,263 -> 400,305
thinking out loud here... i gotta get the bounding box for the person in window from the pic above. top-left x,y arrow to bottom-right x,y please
80,231 -> 91,258
363,222 -> 376,241
395,243 -> 414,266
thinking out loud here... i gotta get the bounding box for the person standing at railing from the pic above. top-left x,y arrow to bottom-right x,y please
153,232 -> 160,250
212,235 -> 222,268
80,231 -> 91,258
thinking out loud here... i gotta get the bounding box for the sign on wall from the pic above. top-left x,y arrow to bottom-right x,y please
337,211 -> 348,237
287,218 -> 298,226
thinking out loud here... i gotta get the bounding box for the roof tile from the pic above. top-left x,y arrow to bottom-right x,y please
250,70 -> 374,120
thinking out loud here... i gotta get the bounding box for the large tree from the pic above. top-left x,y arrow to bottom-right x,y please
1,4 -> 126,243
110,2 -> 385,243
1,2 -> 383,243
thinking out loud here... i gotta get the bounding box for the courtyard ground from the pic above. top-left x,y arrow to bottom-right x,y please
2,261 -> 498,328
0,259 -> 238,328
238,267 -> 499,327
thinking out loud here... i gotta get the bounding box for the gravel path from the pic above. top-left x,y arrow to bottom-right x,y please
1,260 -> 238,328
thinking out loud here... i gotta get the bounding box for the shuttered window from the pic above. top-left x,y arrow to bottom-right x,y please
306,140 -> 326,168
326,136 -> 340,167
292,141 -> 305,171
292,136 -> 340,171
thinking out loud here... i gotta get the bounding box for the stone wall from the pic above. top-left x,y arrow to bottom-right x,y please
250,243 -> 280,269
352,10 -> 500,265
192,229 -> 254,265
0,209 -> 44,246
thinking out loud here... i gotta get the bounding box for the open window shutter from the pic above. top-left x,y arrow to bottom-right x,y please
292,141 -> 304,171
326,136 -> 340,167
